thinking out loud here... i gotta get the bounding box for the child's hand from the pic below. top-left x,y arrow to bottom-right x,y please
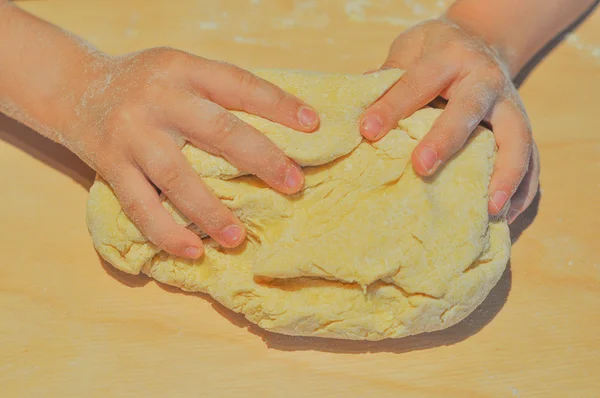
67,48 -> 319,258
360,19 -> 539,223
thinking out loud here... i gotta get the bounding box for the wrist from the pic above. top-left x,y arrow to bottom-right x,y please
13,52 -> 112,149
46,53 -> 113,141
443,4 -> 521,77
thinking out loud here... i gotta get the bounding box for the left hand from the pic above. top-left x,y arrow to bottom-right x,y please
359,18 -> 540,223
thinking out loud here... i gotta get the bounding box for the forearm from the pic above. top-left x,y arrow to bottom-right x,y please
445,0 -> 596,77
0,1 -> 107,142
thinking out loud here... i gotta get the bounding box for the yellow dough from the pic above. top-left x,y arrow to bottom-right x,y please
86,69 -> 510,340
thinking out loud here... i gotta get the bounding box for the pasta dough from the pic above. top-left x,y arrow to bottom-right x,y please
86,69 -> 510,340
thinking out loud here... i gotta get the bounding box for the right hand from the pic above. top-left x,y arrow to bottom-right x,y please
65,48 -> 320,258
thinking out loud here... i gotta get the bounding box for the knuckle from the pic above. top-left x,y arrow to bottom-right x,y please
106,106 -> 130,127
159,163 -> 185,194
107,103 -> 146,129
152,231 -> 175,251
236,71 -> 263,107
481,61 -> 507,84
142,47 -> 190,78
268,88 -> 290,113
397,75 -> 425,104
152,47 -> 187,68
195,204 -> 232,232
122,197 -> 151,228
211,111 -> 237,145
237,70 -> 260,91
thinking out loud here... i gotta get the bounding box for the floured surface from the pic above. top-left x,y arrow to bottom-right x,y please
3,1 -> 600,396
86,70 -> 510,340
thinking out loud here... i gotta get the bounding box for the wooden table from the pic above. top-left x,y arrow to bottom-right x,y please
2,1 -> 599,396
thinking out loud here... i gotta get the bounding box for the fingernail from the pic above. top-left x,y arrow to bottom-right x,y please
185,246 -> 202,258
419,147 -> 438,173
298,106 -> 318,128
508,209 -> 520,223
222,225 -> 244,246
361,116 -> 383,140
285,166 -> 303,190
491,191 -> 509,213
363,69 -> 378,75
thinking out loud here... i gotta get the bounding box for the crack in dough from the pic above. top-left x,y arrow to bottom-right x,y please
86,69 -> 510,340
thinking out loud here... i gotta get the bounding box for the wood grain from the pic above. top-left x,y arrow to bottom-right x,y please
1,1 -> 599,396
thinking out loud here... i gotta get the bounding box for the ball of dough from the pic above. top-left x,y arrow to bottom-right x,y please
86,69 -> 510,340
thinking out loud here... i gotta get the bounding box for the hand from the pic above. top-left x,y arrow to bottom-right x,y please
360,19 -> 539,223
66,48 -> 319,258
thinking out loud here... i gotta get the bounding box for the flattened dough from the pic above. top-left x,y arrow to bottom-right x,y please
86,69 -> 510,340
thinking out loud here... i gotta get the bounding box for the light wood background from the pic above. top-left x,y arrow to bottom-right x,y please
1,1 -> 599,396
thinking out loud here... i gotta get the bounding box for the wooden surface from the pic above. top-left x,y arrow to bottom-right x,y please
1,1 -> 599,396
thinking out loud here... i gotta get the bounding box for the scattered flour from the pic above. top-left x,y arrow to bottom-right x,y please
344,0 -> 449,27
124,13 -> 140,38
233,35 -> 291,49
565,33 -> 600,62
198,21 -> 219,30
271,0 -> 330,29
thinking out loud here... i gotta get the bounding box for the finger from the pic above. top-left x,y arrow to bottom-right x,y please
108,164 -> 204,258
167,93 -> 305,195
487,99 -> 533,215
508,140 -> 540,223
191,60 -> 319,132
411,71 -> 499,176
132,130 -> 247,249
360,57 -> 458,140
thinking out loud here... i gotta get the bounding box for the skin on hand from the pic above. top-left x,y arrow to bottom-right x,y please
360,18 -> 540,224
68,48 -> 320,259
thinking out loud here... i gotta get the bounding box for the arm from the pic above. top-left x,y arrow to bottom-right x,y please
445,0 -> 598,77
0,1 -> 319,257
0,0 -> 102,141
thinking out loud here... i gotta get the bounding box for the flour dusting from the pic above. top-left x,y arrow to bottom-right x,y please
271,0 -> 330,29
233,35 -> 291,49
199,21 -> 219,30
124,13 -> 140,38
566,33 -> 600,62
344,0 -> 450,27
